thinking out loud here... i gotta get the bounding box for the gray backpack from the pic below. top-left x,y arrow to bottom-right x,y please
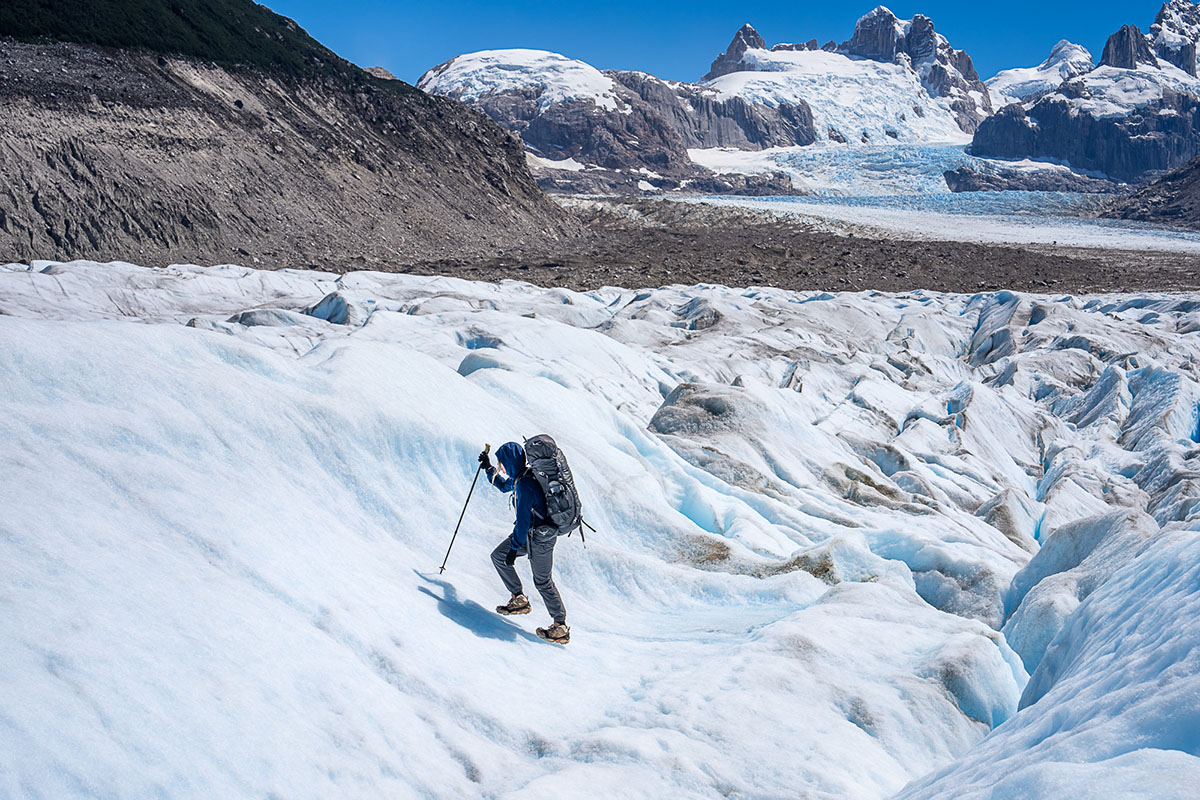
523,434 -> 582,537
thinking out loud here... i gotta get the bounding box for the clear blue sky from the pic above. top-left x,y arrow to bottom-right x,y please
263,1 -> 1172,84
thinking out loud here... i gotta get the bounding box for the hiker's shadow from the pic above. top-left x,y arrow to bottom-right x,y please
414,570 -> 543,644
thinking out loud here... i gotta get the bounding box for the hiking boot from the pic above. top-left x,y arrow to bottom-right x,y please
496,593 -> 531,615
536,622 -> 570,644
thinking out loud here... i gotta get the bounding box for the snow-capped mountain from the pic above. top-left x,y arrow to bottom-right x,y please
699,8 -> 992,141
418,49 -> 623,113
972,10 -> 1200,182
841,6 -> 992,133
418,48 -> 813,194
5,259 -> 1200,796
704,47 -> 969,146
699,11 -> 986,147
985,40 -> 1094,107
1150,0 -> 1200,75
417,7 -> 992,193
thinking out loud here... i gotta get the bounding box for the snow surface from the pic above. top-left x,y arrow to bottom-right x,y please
985,41 -> 1094,107
705,48 -> 971,146
418,49 -> 622,112
693,194 -> 1200,253
1041,61 -> 1200,119
527,153 -> 587,172
4,260 -> 1200,797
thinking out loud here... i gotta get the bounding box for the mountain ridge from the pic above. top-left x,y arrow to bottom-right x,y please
0,0 -> 574,267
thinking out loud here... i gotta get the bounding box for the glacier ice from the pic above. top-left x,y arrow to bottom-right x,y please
3,259 -> 1200,797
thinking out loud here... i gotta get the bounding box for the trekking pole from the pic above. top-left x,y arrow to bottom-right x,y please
580,517 -> 597,549
440,443 -> 489,574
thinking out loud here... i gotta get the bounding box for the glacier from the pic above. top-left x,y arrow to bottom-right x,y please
3,260 -> 1200,798
691,192 -> 1200,252
704,48 -> 970,147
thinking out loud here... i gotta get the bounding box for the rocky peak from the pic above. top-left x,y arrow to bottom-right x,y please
842,6 -> 905,61
770,39 -> 820,53
1154,0 -> 1200,37
365,66 -> 398,80
840,7 -> 990,131
902,15 -> 938,63
1150,0 -> 1200,76
1100,25 -> 1160,70
704,24 -> 766,80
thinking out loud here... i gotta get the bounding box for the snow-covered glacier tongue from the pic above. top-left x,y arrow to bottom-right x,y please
3,261 -> 1200,798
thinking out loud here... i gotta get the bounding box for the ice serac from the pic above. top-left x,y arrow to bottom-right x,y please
840,6 -> 993,133
897,532 -> 1200,800
704,23 -> 767,80
1001,510 -> 1157,675
1099,25 -> 1160,70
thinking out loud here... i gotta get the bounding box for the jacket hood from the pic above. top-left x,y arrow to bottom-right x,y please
496,441 -> 526,478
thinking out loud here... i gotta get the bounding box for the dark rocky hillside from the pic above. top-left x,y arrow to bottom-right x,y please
1105,153 -> 1200,228
0,0 -> 574,268
0,0 -> 345,77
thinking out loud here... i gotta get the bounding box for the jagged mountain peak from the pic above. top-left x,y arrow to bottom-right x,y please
1156,0 -> 1200,25
704,23 -> 768,80
842,6 -> 907,61
1150,0 -> 1200,75
838,7 -> 991,130
733,22 -> 765,44
1100,24 -> 1160,70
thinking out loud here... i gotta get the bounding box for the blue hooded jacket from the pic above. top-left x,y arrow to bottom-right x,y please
486,441 -> 548,550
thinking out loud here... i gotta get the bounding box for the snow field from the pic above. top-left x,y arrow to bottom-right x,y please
3,261 -> 1200,797
704,49 -> 971,147
418,49 -> 622,112
1057,62 -> 1200,119
984,41 -> 1094,107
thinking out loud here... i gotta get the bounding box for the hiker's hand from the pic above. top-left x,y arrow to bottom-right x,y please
478,449 -> 491,467
504,548 -> 518,567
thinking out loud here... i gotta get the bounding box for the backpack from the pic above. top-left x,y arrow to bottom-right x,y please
523,434 -> 582,537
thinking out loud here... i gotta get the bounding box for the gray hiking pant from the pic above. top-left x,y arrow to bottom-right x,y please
491,528 -> 566,624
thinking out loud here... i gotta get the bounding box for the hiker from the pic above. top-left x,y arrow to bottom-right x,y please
479,440 -> 572,644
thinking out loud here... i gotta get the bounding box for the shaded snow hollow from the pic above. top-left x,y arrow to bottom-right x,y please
3,261 -> 1200,798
